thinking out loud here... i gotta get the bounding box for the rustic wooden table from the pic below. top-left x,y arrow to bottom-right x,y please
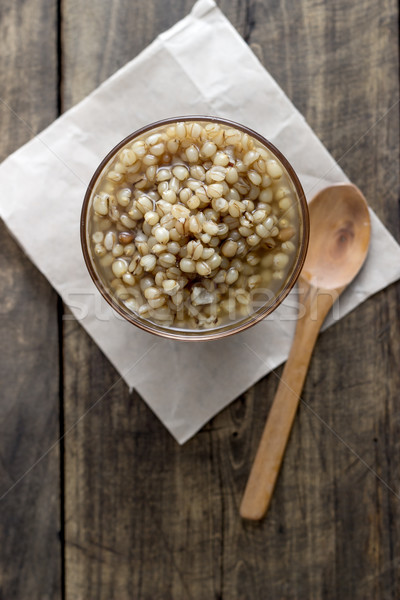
1,1 -> 399,599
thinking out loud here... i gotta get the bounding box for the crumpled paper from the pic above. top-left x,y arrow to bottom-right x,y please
0,0 -> 399,443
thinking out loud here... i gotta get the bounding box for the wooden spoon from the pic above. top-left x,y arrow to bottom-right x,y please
240,183 -> 371,521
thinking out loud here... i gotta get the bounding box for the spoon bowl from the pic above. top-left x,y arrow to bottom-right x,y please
302,184 -> 371,290
240,183 -> 371,520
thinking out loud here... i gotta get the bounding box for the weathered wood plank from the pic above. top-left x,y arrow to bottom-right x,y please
61,3 -> 244,598
61,0 -> 198,108
61,1 -> 399,599
215,1 -> 400,599
0,1 -> 60,599
63,317 -> 225,599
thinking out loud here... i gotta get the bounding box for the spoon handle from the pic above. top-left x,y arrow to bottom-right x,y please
240,285 -> 335,520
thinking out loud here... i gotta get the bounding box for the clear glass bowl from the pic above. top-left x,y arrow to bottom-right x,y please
81,116 -> 309,341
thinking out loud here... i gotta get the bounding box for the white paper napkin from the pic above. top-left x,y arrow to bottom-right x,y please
1,0 -> 399,443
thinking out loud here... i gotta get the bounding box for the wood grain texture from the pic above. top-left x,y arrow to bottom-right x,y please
0,1 -> 61,599
0,0 -> 398,599
63,317 -> 224,599
226,1 -> 400,598
61,3 -> 245,599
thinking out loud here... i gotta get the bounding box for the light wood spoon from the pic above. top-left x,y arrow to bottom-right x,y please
240,183 -> 371,520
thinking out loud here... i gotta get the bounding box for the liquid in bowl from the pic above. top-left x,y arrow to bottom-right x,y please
81,117 -> 308,340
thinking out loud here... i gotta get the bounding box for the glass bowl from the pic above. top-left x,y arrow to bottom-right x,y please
81,116 -> 309,341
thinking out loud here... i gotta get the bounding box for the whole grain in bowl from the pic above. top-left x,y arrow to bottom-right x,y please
84,118 -> 306,332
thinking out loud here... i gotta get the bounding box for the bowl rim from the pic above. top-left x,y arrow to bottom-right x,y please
81,115 -> 309,341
